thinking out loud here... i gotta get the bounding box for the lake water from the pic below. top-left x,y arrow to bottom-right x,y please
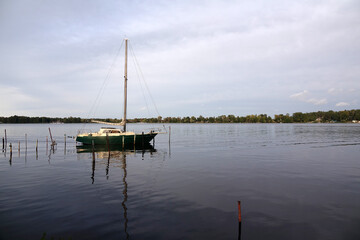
0,123 -> 359,240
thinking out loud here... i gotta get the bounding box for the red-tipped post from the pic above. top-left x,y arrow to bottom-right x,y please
238,201 -> 242,240
238,201 -> 241,222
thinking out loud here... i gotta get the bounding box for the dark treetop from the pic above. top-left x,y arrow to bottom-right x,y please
1,109 -> 360,124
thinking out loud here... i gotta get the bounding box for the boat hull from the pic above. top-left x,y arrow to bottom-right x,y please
76,132 -> 157,146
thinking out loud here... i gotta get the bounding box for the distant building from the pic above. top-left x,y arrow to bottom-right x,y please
315,117 -> 322,123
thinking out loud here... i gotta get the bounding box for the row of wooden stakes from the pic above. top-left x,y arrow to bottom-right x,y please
2,128 -> 59,158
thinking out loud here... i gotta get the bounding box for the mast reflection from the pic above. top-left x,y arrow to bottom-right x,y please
91,150 -> 95,184
76,144 -> 156,239
121,153 -> 129,239
106,154 -> 110,180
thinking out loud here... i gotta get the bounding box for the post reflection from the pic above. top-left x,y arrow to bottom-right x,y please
106,154 -> 110,180
91,150 -> 95,184
76,144 -> 156,240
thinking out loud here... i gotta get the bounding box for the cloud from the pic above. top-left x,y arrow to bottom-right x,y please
328,88 -> 339,94
290,90 -> 309,100
290,90 -> 327,105
1,0 -> 360,117
335,102 -> 350,107
307,98 -> 327,105
0,86 -> 39,116
328,88 -> 349,95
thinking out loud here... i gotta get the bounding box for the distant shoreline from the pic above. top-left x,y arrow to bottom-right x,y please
1,122 -> 359,124
1,109 -> 359,124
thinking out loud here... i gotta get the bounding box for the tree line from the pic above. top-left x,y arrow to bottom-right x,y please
1,109 -> 359,124
0,116 -> 84,124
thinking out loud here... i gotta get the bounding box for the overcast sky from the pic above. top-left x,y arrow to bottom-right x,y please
1,0 -> 359,118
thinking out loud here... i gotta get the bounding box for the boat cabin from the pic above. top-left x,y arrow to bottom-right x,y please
98,127 -> 123,134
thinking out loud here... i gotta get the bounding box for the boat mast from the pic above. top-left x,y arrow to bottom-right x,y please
123,38 -> 128,132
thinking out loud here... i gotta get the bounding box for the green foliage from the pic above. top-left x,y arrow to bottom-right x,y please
0,115 -> 88,124
1,109 -> 359,124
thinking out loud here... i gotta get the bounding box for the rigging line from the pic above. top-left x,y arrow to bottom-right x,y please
129,42 -> 167,133
129,45 -> 151,118
81,39 -> 125,130
91,39 -> 125,118
129,42 -> 161,118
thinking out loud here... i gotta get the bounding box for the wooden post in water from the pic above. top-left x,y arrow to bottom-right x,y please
9,143 -> 12,158
18,141 -> 20,151
4,129 -> 7,147
9,142 -> 12,164
36,139 -> 38,159
48,128 -> 54,146
168,126 -> 171,144
238,201 -> 242,240
2,137 -> 4,150
48,128 -> 53,143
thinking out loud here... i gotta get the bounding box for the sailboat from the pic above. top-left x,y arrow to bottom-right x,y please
76,39 -> 158,146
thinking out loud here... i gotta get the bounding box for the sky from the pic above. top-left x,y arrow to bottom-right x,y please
0,0 -> 359,118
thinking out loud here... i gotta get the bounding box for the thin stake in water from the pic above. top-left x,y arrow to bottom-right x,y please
9,143 -> 12,164
169,126 -> 171,144
48,128 -> 56,147
36,139 -> 38,160
4,129 -> 7,148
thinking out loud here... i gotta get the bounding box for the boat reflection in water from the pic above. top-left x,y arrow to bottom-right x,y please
76,144 -> 156,184
76,144 -> 156,240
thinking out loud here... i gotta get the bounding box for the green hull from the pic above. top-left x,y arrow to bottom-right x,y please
76,133 -> 157,146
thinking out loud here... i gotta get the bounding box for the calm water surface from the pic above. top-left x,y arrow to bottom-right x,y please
0,123 -> 359,240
